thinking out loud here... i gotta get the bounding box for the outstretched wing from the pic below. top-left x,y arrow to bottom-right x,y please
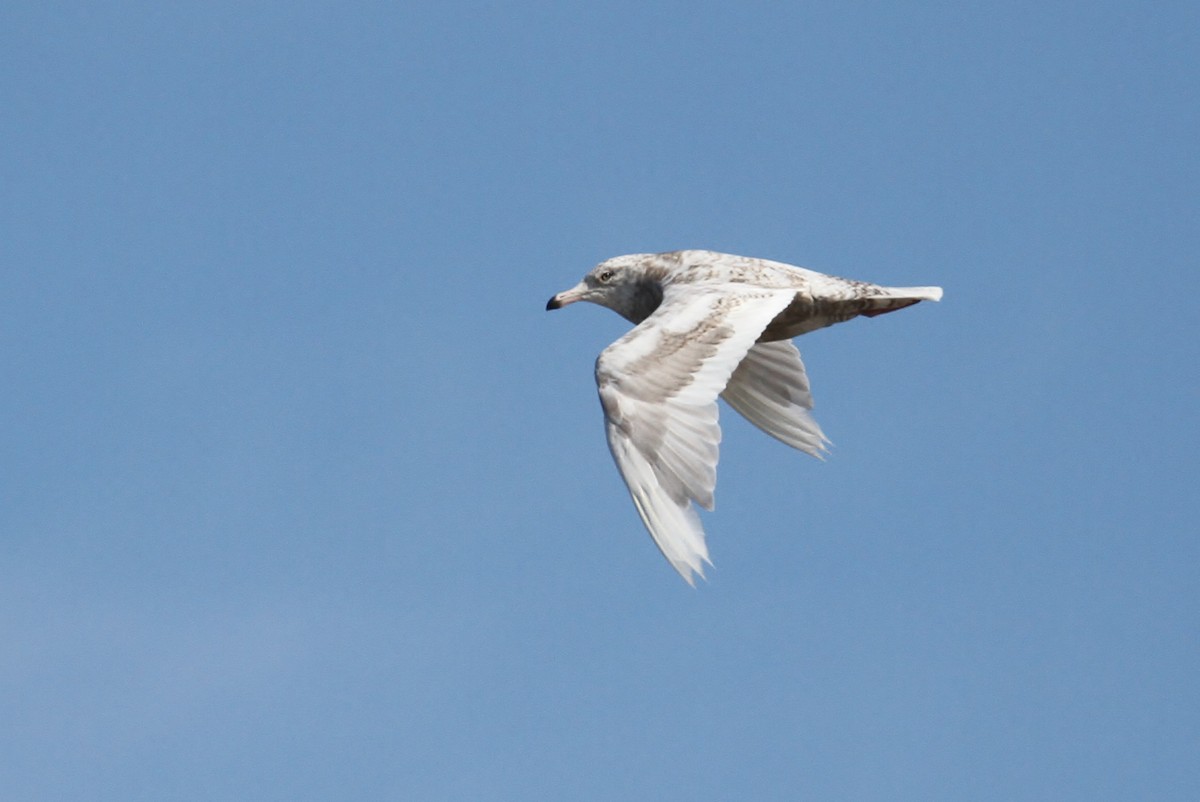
721,340 -> 830,458
595,285 -> 796,584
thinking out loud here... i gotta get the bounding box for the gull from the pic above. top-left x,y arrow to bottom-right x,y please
546,250 -> 942,584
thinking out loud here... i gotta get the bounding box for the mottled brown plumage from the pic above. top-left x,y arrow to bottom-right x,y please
547,250 -> 942,583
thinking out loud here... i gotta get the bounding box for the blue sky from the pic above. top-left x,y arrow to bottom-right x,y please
2,1 -> 1197,799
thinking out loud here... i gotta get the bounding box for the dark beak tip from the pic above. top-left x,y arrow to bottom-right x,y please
546,296 -> 561,311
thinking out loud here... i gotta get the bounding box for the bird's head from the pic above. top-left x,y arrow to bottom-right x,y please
546,255 -> 664,324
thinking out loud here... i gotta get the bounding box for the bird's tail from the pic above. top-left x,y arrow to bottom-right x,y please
890,286 -> 943,302
860,285 -> 943,317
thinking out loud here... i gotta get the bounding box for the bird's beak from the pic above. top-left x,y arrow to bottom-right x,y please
546,281 -> 588,311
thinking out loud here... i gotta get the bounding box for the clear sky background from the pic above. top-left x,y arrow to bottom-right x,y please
3,2 -> 1197,799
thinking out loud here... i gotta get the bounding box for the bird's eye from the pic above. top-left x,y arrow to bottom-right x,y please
598,269 -> 615,283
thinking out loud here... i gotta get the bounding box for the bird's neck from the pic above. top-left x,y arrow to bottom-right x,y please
621,280 -> 664,324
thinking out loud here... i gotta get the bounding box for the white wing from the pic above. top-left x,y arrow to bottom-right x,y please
721,340 -> 830,458
595,285 -> 796,584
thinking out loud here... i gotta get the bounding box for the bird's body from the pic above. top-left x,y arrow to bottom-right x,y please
547,250 -> 942,584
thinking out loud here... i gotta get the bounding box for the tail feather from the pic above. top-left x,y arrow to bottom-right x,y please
860,285 -> 943,318
886,285 -> 943,302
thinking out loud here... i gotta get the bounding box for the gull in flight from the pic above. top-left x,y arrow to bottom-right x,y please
547,250 -> 942,584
